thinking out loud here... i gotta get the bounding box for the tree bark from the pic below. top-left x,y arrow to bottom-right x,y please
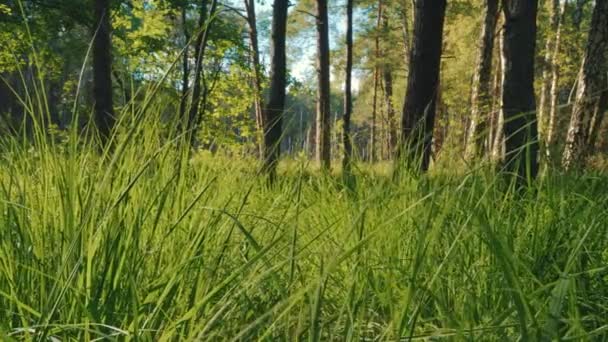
369,1 -> 383,163
538,0 -> 564,148
382,12 -> 397,158
244,0 -> 265,156
93,0 -> 115,143
501,0 -> 540,183
262,0 -> 289,180
188,0 -> 218,146
465,0 -> 499,161
491,32 -> 505,162
398,0 -> 447,172
587,85 -> 608,154
562,0 -> 608,169
342,0 -> 354,171
315,0 -> 331,169
544,0 -> 568,161
179,6 -> 190,131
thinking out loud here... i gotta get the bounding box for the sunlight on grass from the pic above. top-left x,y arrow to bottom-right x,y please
0,116 -> 607,340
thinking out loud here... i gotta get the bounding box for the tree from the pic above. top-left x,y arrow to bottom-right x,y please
539,0 -> 567,160
398,0 -> 447,172
315,0 -> 331,170
491,32 -> 506,162
369,0 -> 382,163
500,0 -> 539,183
465,0 -> 499,161
244,0 -> 265,155
262,0 -> 289,179
342,0 -> 354,172
562,0 -> 608,169
544,0 -> 568,161
382,11 -> 397,158
179,5 -> 190,127
188,0 -> 218,146
93,0 -> 115,143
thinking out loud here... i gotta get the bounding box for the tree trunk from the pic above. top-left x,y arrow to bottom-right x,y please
179,6 -> 190,131
369,0 -> 384,163
398,0 -> 447,172
188,0 -> 218,146
501,0 -> 540,183
538,0 -> 565,148
342,0 -> 354,171
465,0 -> 499,161
93,0 -> 115,143
382,12 -> 397,158
491,32 -> 505,162
244,0 -> 265,156
562,0 -> 608,169
315,0 -> 331,169
262,0 -> 289,180
188,0 -> 208,142
544,0 -> 568,161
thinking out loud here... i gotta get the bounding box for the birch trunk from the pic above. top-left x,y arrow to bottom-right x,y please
465,0 -> 500,161
562,0 -> 608,169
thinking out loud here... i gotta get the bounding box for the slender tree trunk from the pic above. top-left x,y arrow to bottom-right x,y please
545,0 -> 568,161
382,13 -> 397,158
343,0 -> 354,172
538,0 -> 565,148
188,0 -> 208,142
491,32 -> 506,162
562,1 -> 608,169
398,0 -> 447,172
370,75 -> 379,163
93,0 -> 115,143
244,0 -> 265,156
370,71 -> 378,162
370,0 -> 383,163
188,0 -> 218,146
383,67 -> 397,157
501,0 -> 540,183
315,0 -> 331,169
465,0 -> 499,161
179,6 -> 190,131
261,0 -> 289,180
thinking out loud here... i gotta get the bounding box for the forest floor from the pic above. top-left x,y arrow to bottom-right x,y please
1,134 -> 608,340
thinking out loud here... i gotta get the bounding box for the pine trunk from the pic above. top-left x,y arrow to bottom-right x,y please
342,0 -> 354,171
501,0 -> 540,183
93,0 -> 115,143
382,13 -> 397,158
245,0 -> 265,156
315,0 -> 331,169
399,0 -> 447,172
262,0 -> 289,180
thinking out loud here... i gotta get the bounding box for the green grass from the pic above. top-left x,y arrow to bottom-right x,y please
0,118 -> 607,341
